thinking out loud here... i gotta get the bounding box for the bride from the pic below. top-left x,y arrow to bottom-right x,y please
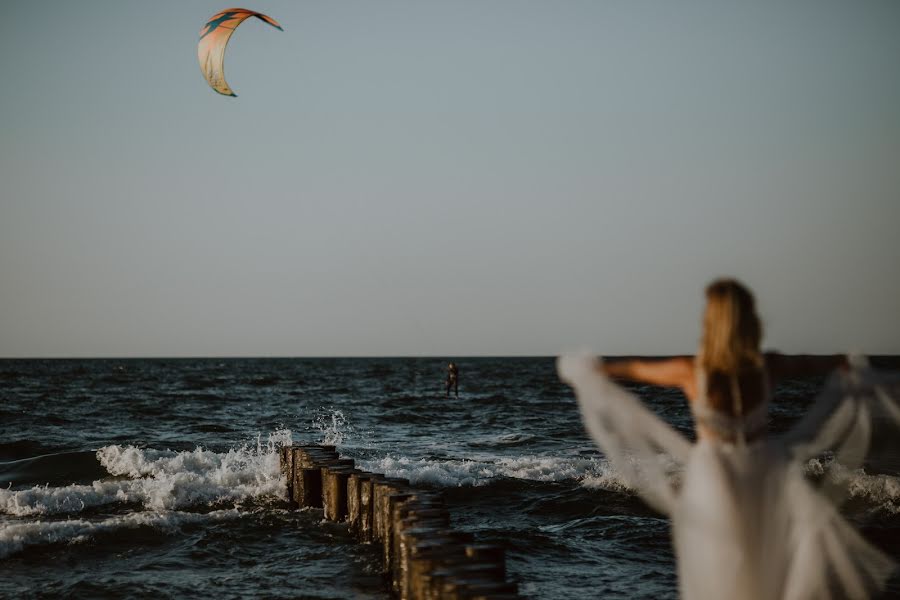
558,279 -> 898,600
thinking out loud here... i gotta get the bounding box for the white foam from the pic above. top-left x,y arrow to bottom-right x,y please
355,453 -> 632,490
0,430 -> 292,517
0,508 -> 240,559
356,451 -> 900,511
805,458 -> 900,514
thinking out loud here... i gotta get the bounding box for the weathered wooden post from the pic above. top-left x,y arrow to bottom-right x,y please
390,500 -> 448,590
392,494 -> 449,593
279,445 -> 295,506
359,473 -> 384,542
347,471 -> 364,532
409,532 -> 476,600
294,445 -> 337,469
396,522 -> 456,599
408,542 -> 470,600
293,446 -> 338,507
373,478 -> 409,543
278,443 -> 517,598
316,457 -> 353,512
382,490 -> 415,573
322,465 -> 357,522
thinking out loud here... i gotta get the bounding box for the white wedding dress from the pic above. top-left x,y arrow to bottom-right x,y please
557,354 -> 899,600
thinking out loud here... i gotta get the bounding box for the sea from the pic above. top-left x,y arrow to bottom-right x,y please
2,357 -> 900,599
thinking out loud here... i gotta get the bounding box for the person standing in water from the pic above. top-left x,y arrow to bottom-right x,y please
446,362 -> 459,398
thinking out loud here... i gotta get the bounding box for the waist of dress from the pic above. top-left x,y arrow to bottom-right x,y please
696,421 -> 767,445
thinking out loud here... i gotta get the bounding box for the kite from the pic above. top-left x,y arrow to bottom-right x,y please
198,8 -> 283,97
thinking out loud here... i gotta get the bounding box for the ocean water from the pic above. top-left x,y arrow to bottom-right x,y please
2,357 -> 900,599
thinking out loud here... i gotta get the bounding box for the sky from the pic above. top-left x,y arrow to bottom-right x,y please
1,0 -> 898,357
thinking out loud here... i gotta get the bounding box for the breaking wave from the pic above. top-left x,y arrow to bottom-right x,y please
356,450 -> 900,513
805,457 -> 900,514
355,453 -> 631,491
0,429 -> 292,518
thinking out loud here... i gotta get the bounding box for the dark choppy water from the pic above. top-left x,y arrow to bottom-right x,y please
2,357 -> 900,599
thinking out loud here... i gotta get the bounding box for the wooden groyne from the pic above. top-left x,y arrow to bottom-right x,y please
280,443 -> 521,600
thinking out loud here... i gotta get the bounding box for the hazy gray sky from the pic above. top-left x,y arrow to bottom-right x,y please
1,1 -> 898,357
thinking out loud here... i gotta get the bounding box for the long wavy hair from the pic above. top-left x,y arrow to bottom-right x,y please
700,279 -> 764,415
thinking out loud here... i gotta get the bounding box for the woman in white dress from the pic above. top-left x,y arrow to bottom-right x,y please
558,279 -> 897,600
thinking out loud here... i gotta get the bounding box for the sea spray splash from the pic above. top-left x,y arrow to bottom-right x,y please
0,429 -> 293,517
312,409 -> 353,446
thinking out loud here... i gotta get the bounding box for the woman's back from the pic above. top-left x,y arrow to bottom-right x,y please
691,362 -> 770,443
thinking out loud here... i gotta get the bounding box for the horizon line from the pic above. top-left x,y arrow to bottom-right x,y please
3,353 -> 899,361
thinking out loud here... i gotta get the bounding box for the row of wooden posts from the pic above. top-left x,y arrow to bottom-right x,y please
280,443 -> 521,600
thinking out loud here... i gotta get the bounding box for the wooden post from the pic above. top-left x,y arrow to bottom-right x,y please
293,447 -> 339,508
315,458 -> 353,512
408,544 -> 469,600
347,471 -> 367,533
276,444 -> 517,599
297,448 -> 338,468
323,465 -> 357,522
373,478 -> 409,543
359,473 -> 383,542
279,445 -> 295,506
396,525 -> 458,600
290,447 -> 306,505
383,491 -> 415,572
391,503 -> 449,589
407,533 -> 475,600
392,495 -> 449,594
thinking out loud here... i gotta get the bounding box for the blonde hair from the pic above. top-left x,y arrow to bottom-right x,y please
701,279 -> 763,375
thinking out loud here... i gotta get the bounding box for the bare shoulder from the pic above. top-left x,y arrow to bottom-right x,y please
668,355 -> 698,399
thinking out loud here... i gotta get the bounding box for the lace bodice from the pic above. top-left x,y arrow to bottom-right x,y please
691,367 -> 770,443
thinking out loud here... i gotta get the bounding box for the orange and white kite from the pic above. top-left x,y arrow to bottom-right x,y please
198,8 -> 283,97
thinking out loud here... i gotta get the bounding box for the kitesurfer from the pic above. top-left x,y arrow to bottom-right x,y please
446,362 -> 459,398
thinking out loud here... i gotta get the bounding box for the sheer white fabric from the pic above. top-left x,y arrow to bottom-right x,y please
558,353 -> 899,600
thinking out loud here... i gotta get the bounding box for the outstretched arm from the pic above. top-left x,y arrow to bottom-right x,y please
599,356 -> 695,389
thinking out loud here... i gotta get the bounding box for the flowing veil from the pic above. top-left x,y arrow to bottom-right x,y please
781,360 -> 900,504
557,353 -> 691,516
